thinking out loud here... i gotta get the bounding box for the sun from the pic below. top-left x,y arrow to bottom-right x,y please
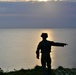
37,0 -> 48,2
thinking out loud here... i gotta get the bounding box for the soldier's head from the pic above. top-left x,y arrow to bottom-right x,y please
41,33 -> 48,40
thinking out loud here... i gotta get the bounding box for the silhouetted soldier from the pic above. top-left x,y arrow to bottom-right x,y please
36,33 -> 68,75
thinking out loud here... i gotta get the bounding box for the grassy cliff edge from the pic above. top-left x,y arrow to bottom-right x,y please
0,65 -> 76,75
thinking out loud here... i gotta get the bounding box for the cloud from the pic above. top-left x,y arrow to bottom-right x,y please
0,0 -> 76,2
0,7 -> 6,11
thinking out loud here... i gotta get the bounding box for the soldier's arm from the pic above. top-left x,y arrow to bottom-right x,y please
36,43 -> 41,59
51,41 -> 68,47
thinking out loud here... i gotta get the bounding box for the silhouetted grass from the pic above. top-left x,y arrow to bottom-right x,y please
0,65 -> 76,75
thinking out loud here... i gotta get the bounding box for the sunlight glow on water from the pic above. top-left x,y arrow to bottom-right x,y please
0,29 -> 76,71
38,29 -> 54,40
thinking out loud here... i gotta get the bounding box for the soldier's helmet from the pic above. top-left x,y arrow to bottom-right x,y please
41,33 -> 48,38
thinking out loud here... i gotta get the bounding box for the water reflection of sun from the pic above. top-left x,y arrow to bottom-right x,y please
39,29 -> 54,41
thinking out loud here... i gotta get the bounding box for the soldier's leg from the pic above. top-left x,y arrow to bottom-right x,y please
47,57 -> 51,75
41,56 -> 47,75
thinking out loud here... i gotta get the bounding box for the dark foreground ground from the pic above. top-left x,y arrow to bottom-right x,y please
0,66 -> 76,75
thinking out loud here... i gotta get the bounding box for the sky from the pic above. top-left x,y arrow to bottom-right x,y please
0,1 -> 76,28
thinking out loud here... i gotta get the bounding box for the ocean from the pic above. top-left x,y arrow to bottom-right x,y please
0,28 -> 76,72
